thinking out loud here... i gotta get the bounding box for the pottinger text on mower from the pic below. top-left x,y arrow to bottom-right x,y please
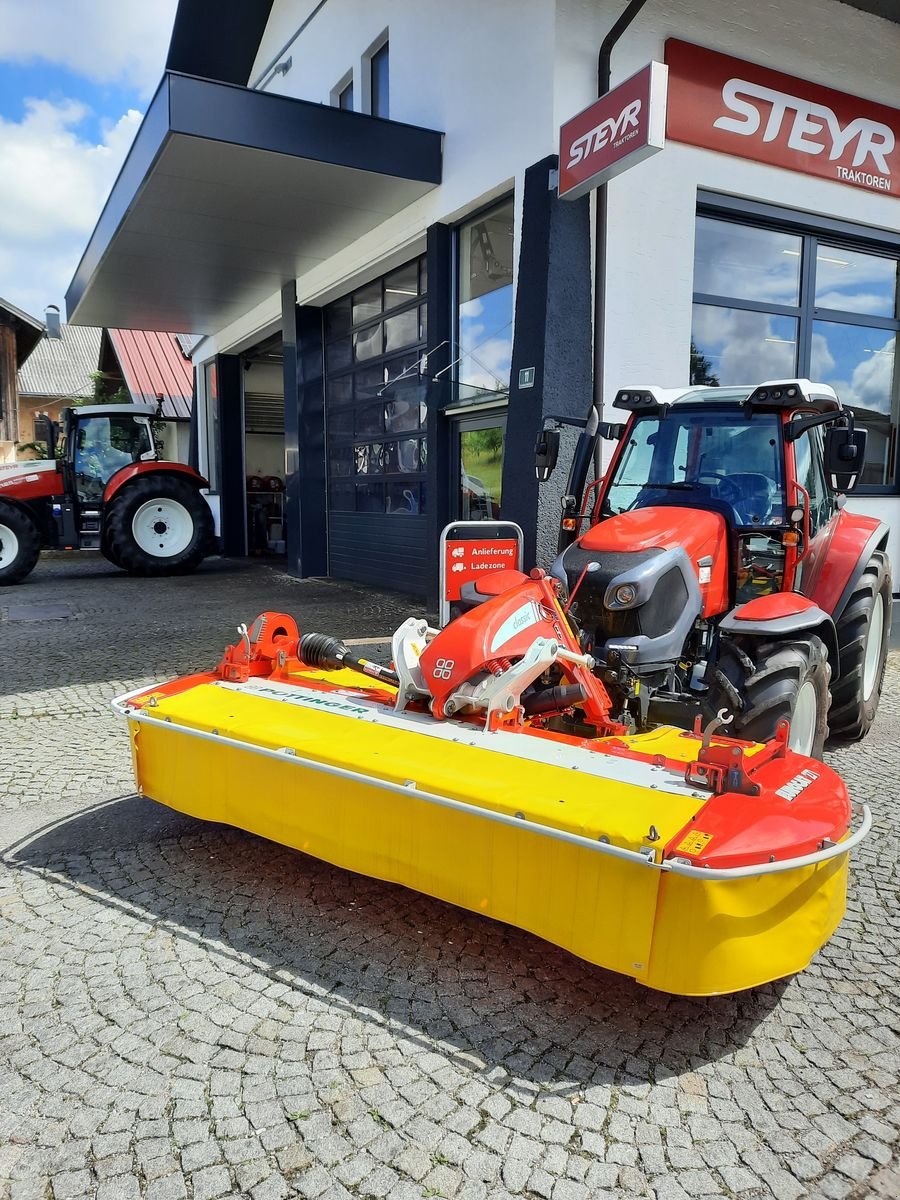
114,566 -> 869,997
0,405 -> 213,585
534,379 -> 892,758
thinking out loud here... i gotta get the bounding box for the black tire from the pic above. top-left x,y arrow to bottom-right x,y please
828,552 -> 892,742
100,530 -> 125,570
0,501 -> 41,585
105,475 -> 213,577
708,635 -> 831,759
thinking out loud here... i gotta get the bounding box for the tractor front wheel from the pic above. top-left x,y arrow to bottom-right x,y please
828,552 -> 892,742
0,501 -> 41,585
105,475 -> 213,576
710,635 -> 831,759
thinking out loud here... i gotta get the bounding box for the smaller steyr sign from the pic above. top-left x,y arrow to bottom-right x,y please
558,61 -> 668,200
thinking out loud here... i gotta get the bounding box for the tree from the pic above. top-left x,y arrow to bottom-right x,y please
690,341 -> 719,387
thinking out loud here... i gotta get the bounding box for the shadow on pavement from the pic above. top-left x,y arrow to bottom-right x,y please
5,794 -> 787,1091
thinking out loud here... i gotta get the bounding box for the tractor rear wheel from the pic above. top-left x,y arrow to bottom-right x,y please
828,552 -> 892,742
105,475 -> 213,576
710,635 -> 831,759
0,501 -> 41,585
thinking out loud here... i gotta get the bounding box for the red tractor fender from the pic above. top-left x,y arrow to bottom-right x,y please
804,513 -> 890,621
719,592 -> 839,672
103,461 -> 209,504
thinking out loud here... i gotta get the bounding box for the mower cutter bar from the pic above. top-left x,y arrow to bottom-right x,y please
112,695 -> 870,880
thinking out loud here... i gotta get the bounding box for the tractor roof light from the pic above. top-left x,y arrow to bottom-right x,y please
613,386 -> 685,412
746,379 -> 840,410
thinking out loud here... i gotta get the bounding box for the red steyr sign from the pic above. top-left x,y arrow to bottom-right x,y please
665,39 -> 900,197
558,61 -> 668,200
443,539 -> 520,601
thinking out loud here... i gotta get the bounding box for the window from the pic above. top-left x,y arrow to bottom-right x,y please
370,41 -> 389,118
204,361 -> 220,492
456,198 -> 515,396
691,212 -> 900,490
338,79 -> 353,111
74,414 -> 153,503
792,426 -> 832,535
603,408 -> 786,527
324,258 -> 427,515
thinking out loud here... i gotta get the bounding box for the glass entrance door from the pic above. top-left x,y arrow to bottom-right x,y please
454,413 -> 506,520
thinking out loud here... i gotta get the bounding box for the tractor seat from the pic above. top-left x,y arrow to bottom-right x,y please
458,569 -> 531,609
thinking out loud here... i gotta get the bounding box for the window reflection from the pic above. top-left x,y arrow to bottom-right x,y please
693,217 -> 801,305
814,247 -> 898,318
325,255 -> 428,513
811,322 -> 898,486
691,305 -> 797,386
457,200 -> 515,392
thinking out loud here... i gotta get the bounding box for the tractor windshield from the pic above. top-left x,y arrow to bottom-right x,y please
74,414 -> 154,502
603,407 -> 786,527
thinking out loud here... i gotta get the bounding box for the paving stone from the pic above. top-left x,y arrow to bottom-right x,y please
192,1165 -> 233,1200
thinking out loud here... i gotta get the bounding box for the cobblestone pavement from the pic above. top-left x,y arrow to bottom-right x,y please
1,554 -> 898,1200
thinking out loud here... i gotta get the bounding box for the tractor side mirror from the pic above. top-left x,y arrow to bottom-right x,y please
32,412 -> 57,460
824,426 -> 867,493
534,428 -> 561,482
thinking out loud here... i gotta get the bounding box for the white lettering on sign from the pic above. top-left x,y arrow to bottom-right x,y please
567,99 -> 642,169
775,767 -> 819,801
714,77 -> 895,178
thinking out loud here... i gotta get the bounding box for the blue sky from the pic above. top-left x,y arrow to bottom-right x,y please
0,62 -> 146,142
0,0 -> 177,319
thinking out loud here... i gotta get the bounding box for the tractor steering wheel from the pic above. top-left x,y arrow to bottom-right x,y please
698,471 -> 774,524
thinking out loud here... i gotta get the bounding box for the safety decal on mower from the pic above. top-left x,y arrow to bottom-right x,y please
675,830 -> 714,856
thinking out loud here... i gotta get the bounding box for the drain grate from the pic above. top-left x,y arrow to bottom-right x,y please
6,601 -> 75,621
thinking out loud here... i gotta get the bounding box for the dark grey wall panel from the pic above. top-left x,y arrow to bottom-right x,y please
328,514 -> 428,596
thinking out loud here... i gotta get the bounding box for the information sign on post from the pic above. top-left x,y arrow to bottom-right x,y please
439,521 -> 525,627
558,61 -> 668,200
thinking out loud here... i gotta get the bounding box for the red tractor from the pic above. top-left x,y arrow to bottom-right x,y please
533,379 -> 892,758
0,404 -> 213,585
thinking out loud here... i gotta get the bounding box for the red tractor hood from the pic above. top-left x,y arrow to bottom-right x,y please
579,507 -> 730,617
0,460 -> 63,501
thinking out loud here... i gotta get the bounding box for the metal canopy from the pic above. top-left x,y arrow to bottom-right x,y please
66,73 -> 443,334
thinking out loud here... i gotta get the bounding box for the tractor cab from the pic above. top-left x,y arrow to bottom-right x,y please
63,405 -> 158,503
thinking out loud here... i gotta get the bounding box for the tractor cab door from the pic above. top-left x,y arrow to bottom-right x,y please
792,424 -> 837,595
72,413 -> 155,504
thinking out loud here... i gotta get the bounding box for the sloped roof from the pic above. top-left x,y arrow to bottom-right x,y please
17,323 -> 102,398
0,295 -> 44,367
106,329 -> 193,418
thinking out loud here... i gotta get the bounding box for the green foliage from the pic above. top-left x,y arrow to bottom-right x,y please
73,370 -> 131,408
465,426 -> 503,459
689,341 -> 719,387
15,440 -> 47,459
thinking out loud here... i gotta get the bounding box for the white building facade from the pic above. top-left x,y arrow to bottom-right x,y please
67,0 -> 900,597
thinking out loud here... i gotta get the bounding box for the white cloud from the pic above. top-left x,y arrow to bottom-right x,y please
0,0 -> 178,98
844,335 -> 896,416
693,307 -> 797,384
0,98 -> 141,316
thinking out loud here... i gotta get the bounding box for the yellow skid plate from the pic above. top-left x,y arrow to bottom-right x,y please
124,677 -> 847,995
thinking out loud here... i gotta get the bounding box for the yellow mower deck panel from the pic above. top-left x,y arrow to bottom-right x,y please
122,674 -> 851,995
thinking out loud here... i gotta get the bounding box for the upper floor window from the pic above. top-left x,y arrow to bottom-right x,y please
690,212 -> 899,491
456,198 -> 516,396
336,77 -> 353,111
370,41 -> 389,118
